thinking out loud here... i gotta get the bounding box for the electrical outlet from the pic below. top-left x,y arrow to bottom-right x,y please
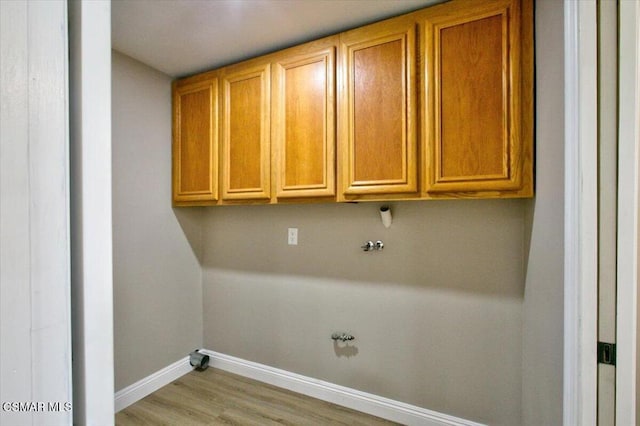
287,228 -> 298,245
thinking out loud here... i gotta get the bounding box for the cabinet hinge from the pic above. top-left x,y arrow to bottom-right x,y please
597,342 -> 616,366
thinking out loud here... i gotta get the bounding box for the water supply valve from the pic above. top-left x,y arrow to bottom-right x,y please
331,332 -> 355,342
361,240 -> 384,252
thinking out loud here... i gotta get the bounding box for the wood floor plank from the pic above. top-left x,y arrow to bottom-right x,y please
116,367 -> 400,425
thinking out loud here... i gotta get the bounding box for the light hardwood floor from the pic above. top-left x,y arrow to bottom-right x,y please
115,368 -> 400,425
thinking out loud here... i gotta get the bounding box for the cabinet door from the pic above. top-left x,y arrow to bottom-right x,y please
272,42 -> 336,199
338,17 -> 418,199
221,63 -> 271,201
423,0 -> 533,195
172,78 -> 218,205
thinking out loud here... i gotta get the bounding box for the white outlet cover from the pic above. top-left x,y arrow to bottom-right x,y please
287,228 -> 298,245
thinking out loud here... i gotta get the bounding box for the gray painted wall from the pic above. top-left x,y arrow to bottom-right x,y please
636,16 -> 640,424
112,51 -> 204,391
202,200 -> 525,425
522,1 -> 565,425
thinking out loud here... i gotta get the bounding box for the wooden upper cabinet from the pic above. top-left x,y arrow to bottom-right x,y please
272,38 -> 337,199
422,0 -> 533,196
172,77 -> 218,205
338,17 -> 418,200
221,62 -> 271,201
172,0 -> 533,207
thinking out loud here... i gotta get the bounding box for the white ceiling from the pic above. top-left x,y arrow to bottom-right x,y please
111,0 -> 442,78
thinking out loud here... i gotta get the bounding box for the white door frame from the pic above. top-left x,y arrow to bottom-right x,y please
0,1 -> 72,424
563,0 -> 599,425
68,0 -> 114,423
615,0 -> 640,424
564,0 -> 640,424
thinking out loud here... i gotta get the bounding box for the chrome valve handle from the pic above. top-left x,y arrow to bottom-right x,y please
331,332 -> 355,342
361,240 -> 384,251
361,241 -> 375,251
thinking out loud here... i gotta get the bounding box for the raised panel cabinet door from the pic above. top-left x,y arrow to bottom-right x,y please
172,78 -> 218,205
221,63 -> 271,201
272,43 -> 336,199
338,17 -> 418,199
422,0 -> 533,196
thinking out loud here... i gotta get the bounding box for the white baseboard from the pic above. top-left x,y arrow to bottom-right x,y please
114,355 -> 193,412
200,349 -> 485,426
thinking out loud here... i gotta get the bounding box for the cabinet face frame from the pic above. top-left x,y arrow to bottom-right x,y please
338,17 -> 418,200
422,0 -> 533,196
172,78 -> 218,205
221,63 -> 272,201
272,44 -> 336,199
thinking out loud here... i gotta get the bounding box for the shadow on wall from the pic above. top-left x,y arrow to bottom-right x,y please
522,197 -> 535,280
196,199 -> 527,298
173,207 -> 206,264
333,340 -> 359,358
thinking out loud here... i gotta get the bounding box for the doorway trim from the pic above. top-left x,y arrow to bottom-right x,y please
564,0 -> 640,424
563,0 -> 599,424
68,0 -> 114,423
615,1 -> 640,424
